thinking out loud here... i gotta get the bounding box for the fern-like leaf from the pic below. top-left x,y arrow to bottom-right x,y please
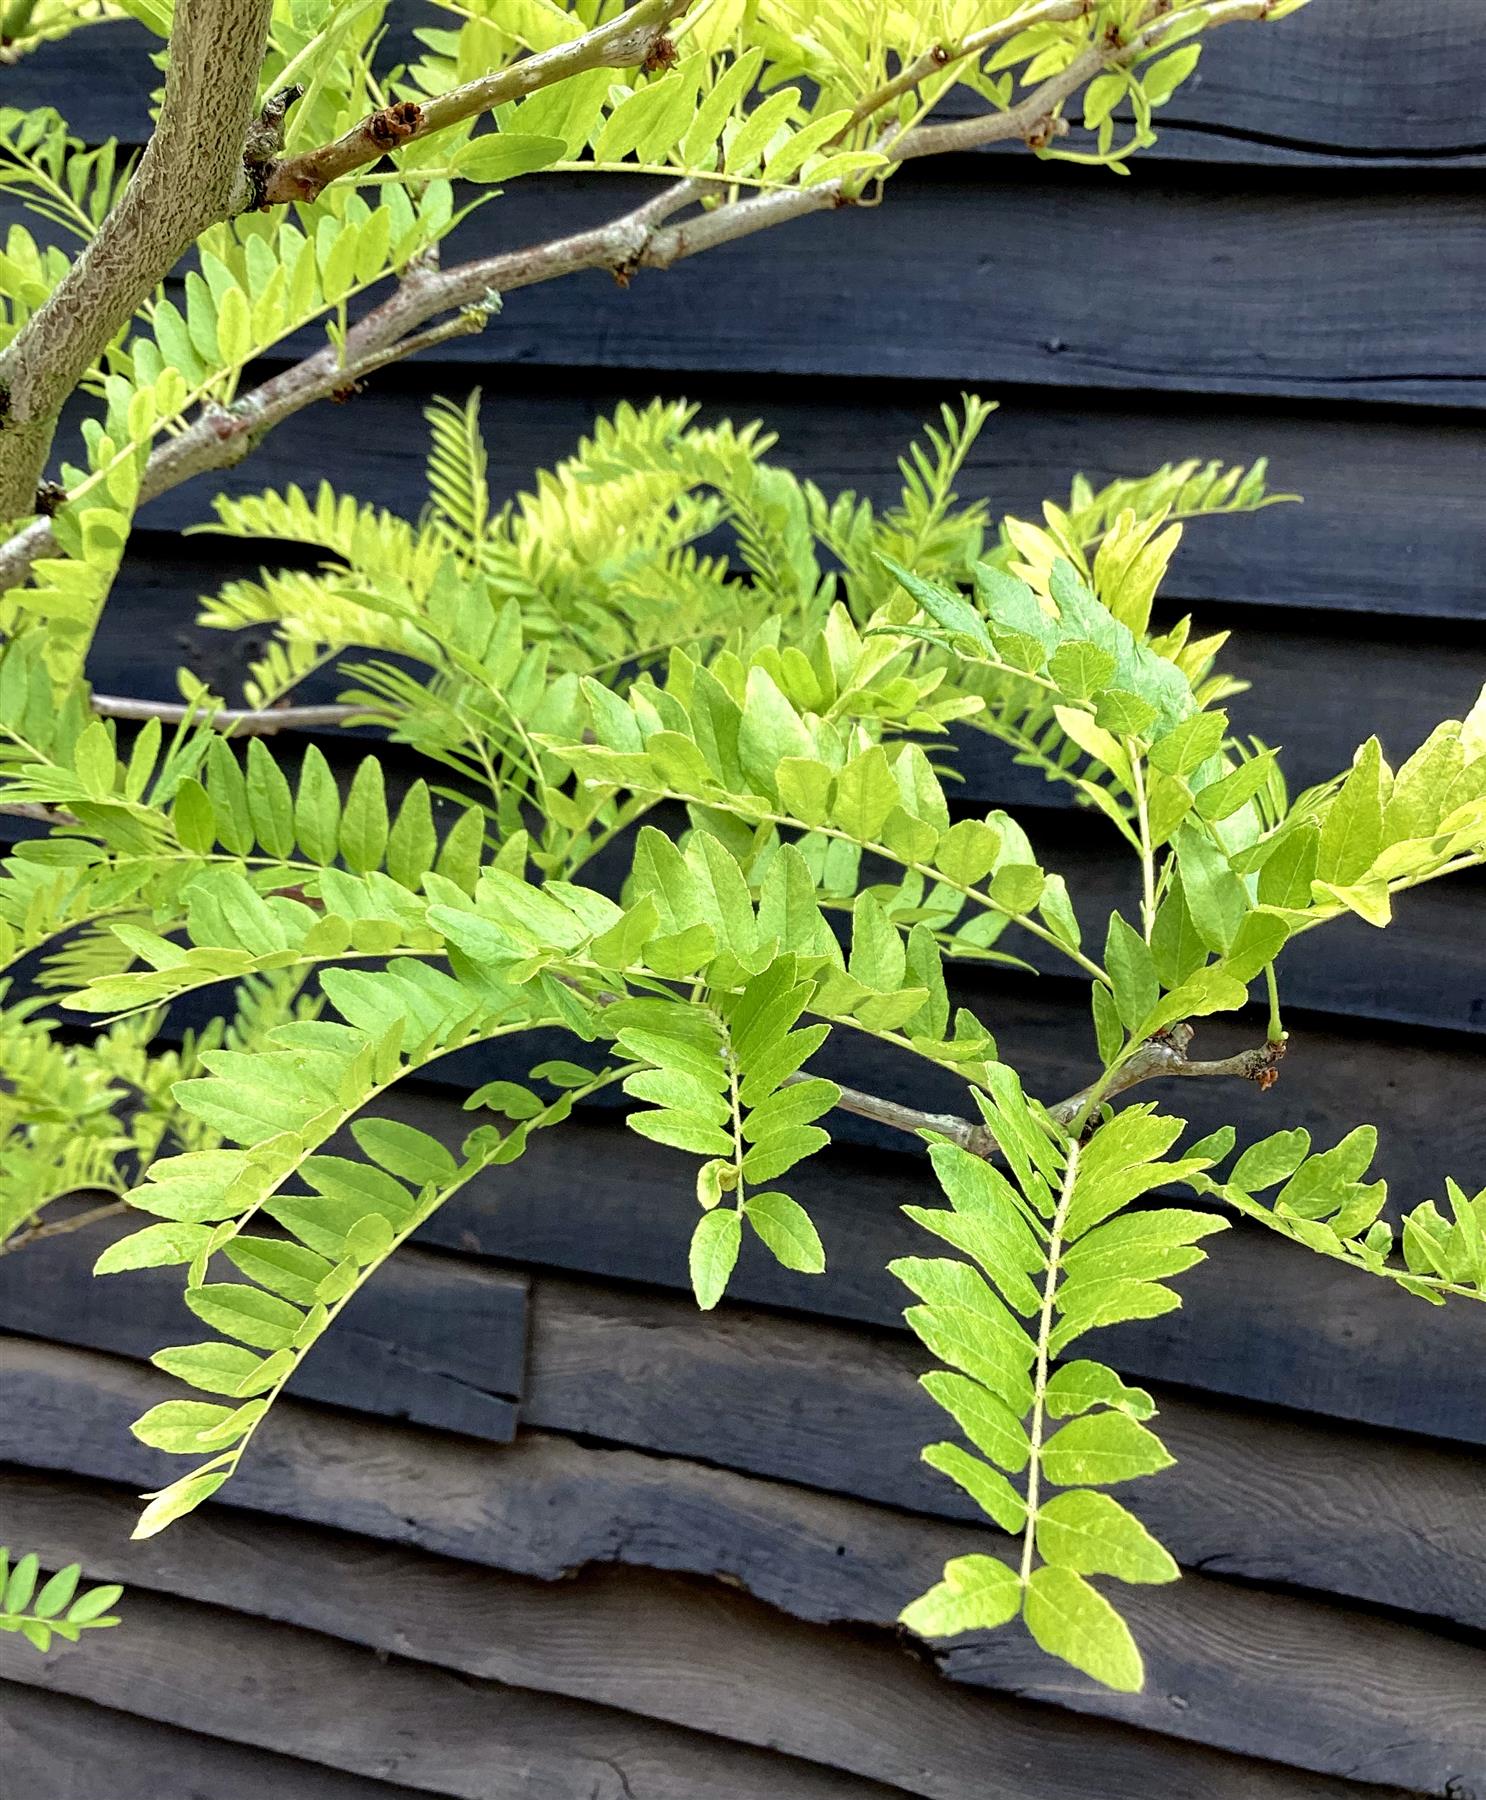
895,1078 -> 1228,1692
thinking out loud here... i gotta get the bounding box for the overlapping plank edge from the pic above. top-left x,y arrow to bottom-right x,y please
0,1683 -> 447,1800
83,377 -> 1486,622
5,1226 -> 1486,1634
5,173 -> 1484,408
7,761 -> 1486,1038
0,1374 -> 1481,1794
0,1577 -> 912,1800
6,1053 -> 1486,1450
15,0 -> 1486,167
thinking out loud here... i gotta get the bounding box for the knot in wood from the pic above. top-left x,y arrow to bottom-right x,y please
1023,113 -> 1068,152
367,101 -> 423,152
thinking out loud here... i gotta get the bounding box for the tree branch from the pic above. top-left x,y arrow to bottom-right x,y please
0,0 -> 274,520
799,1024 -> 1288,1163
90,694 -> 359,735
261,0 -> 693,205
845,0 -> 1094,131
1045,1024 -> 1288,1130
0,0 -> 1289,592
893,0 -> 1281,162
824,1080 -> 1001,1159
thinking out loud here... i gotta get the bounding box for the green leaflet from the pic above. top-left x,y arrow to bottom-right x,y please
897,1085 -> 1225,1691
1023,1565 -> 1144,1693
616,956 -> 839,1307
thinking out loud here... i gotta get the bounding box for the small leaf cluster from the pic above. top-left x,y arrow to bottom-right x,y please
1188,1127 -> 1486,1306
614,959 -> 837,1306
0,1548 -> 123,1654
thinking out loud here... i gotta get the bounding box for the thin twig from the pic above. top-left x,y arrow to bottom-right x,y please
0,1196 -> 125,1257
844,0 -> 1093,131
0,800 -> 69,824
89,694 -> 361,735
793,1023 -> 1288,1162
262,0 -> 692,204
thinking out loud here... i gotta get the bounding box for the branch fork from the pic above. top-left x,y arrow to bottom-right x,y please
819,1022 -> 1289,1163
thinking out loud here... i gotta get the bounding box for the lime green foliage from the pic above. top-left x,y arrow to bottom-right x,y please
2,0 -> 1301,664
1189,1128 -> 1486,1305
10,0 -> 1429,1695
0,1547 -> 123,1655
894,1078 -> 1221,1691
3,394 -> 1484,1671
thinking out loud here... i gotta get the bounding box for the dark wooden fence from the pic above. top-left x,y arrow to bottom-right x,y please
3,4 -> 1485,1795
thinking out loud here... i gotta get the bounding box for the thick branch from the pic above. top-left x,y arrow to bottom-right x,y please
0,0 -> 273,519
1046,1024 -> 1288,1130
824,1080 -> 1000,1159
262,0 -> 693,205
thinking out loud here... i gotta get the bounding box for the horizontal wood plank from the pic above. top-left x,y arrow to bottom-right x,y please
405,1069 -> 1486,1448
5,1467 -> 1466,1800
83,381 -> 1486,623
12,172 -> 1482,408
0,1580 -> 914,1800
15,1 -> 1486,165
15,1042 -> 1486,1451
184,175 -> 1486,409
0,1212 -> 526,1443
9,1210 -> 1486,1632
0,1684 -> 443,1800
518,1276 -> 1486,1626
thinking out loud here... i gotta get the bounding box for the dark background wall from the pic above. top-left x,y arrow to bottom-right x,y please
3,5 -> 1486,1796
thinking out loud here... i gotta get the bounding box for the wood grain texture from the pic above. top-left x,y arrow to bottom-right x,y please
0,1211 -> 526,1442
0,1583 -> 917,1800
408,1083 -> 1486,1450
6,1232 -> 1486,1641
15,172 -> 1479,407
518,1277 -> 1486,1621
2,1467 -> 1466,1800
0,1683 -> 444,1800
6,1332 -> 1481,1649
15,0 -> 1486,164
144,173 -> 1486,409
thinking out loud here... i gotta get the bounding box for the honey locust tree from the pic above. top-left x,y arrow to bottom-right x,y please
8,0 -> 1485,1701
